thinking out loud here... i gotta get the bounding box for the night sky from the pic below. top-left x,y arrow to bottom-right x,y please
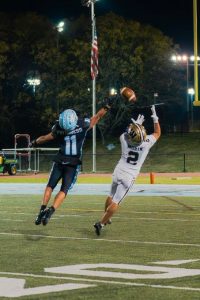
0,0 -> 196,52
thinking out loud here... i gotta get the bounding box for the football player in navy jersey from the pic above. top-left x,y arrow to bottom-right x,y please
30,97 -> 114,226
94,105 -> 161,236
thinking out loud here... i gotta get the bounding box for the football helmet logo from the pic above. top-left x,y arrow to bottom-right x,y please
126,123 -> 147,145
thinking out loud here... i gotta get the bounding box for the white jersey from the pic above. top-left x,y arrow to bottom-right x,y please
114,133 -> 157,177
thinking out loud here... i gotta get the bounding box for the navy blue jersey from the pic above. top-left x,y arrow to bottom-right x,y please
51,117 -> 90,165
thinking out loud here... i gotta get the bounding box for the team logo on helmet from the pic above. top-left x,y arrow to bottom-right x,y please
59,109 -> 78,131
126,123 -> 147,146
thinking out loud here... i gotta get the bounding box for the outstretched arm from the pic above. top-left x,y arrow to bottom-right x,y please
89,97 -> 115,129
89,107 -> 108,129
29,132 -> 55,147
151,105 -> 161,140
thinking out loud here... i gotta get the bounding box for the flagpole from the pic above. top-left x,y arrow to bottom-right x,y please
91,1 -> 96,173
82,0 -> 97,172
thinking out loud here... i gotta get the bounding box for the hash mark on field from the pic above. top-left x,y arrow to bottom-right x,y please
0,219 -> 23,222
1,232 -> 200,248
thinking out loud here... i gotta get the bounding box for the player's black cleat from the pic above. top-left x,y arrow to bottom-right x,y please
35,209 -> 46,225
42,207 -> 55,226
94,222 -> 102,236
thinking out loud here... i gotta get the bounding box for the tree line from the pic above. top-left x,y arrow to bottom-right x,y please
0,11 -> 187,148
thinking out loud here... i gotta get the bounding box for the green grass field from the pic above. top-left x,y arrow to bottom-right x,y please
1,194 -> 200,299
0,173 -> 199,184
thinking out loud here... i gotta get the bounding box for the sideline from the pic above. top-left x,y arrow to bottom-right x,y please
0,183 -> 200,196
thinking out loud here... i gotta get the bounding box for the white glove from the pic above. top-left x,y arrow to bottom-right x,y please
131,114 -> 145,125
151,105 -> 159,123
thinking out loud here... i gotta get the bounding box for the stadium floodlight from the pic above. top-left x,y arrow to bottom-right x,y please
171,54 -> 200,63
171,53 -> 200,109
27,78 -> 41,94
190,55 -> 200,61
109,88 -> 117,96
81,0 -> 99,7
188,87 -> 195,95
188,88 -> 195,129
56,21 -> 65,32
171,54 -> 189,62
153,92 -> 158,104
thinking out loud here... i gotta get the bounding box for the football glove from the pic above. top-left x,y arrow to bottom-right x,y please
102,96 -> 116,111
131,114 -> 145,125
151,105 -> 159,123
29,139 -> 38,148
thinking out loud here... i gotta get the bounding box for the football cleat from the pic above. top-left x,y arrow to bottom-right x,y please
42,207 -> 55,226
35,209 -> 46,225
94,222 -> 102,236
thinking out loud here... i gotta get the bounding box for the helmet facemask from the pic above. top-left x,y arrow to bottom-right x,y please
126,123 -> 147,146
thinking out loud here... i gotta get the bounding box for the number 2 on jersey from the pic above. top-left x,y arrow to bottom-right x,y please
127,151 -> 139,165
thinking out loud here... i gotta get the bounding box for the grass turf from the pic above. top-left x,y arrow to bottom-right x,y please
1,195 -> 200,299
0,173 -> 199,184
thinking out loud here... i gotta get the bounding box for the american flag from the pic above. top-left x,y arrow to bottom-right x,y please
91,30 -> 98,80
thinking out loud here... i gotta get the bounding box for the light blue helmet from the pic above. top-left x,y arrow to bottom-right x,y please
59,109 -> 78,131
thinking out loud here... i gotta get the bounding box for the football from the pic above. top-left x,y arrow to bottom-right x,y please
120,87 -> 136,102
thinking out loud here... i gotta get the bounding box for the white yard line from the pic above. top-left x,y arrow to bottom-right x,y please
1,271 -> 200,292
1,215 -> 200,223
0,232 -> 200,248
0,219 -> 23,222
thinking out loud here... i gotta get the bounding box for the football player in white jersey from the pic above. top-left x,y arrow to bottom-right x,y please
94,105 -> 161,235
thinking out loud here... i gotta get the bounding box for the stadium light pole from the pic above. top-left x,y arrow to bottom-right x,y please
188,87 -> 195,129
56,21 -> 65,114
171,54 -> 190,113
27,77 -> 41,95
193,0 -> 200,106
56,21 -> 65,48
82,0 -> 98,172
153,92 -> 158,104
171,54 -> 200,110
